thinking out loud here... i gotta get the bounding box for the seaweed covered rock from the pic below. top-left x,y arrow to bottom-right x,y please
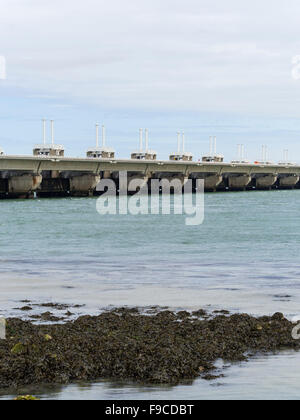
0,309 -> 299,389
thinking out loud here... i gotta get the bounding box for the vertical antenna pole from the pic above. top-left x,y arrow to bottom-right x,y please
182,131 -> 185,153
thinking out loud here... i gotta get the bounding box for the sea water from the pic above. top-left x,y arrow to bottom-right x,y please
1,190 -> 300,399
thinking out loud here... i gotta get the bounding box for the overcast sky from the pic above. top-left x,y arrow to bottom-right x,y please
1,0 -> 300,160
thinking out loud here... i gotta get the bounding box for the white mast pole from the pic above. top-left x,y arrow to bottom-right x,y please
139,128 -> 143,152
102,125 -> 106,148
145,129 -> 149,152
42,119 -> 47,146
177,132 -> 181,154
241,144 -> 244,160
182,131 -> 185,153
50,120 -> 54,146
96,124 -> 99,148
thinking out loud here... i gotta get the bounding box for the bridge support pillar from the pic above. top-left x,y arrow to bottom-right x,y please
228,174 -> 251,191
255,174 -> 277,190
69,174 -> 100,197
204,174 -> 223,192
8,174 -> 42,198
278,174 -> 300,189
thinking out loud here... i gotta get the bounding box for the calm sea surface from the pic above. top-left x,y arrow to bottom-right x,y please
1,190 -> 300,400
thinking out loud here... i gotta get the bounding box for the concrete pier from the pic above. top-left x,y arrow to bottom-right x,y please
227,174 -> 252,191
7,173 -> 42,198
69,174 -> 101,197
278,174 -> 300,189
255,174 -> 278,190
200,174 -> 223,192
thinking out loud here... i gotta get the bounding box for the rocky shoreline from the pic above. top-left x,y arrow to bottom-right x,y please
0,307 -> 299,389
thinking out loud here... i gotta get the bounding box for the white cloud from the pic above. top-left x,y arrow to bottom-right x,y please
0,0 -> 300,114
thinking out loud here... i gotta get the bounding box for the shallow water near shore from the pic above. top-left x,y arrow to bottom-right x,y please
1,190 -> 300,399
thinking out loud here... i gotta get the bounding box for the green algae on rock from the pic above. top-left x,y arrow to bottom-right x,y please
14,395 -> 39,401
11,343 -> 26,355
0,308 -> 299,389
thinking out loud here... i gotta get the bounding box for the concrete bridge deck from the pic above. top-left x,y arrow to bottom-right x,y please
0,155 -> 299,197
0,155 -> 299,174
